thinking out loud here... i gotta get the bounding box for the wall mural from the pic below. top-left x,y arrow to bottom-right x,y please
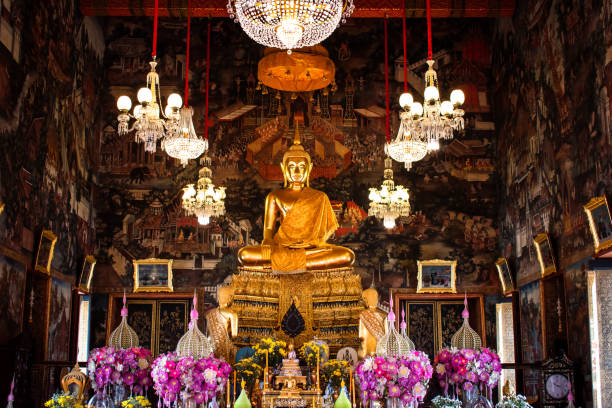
492,0 -> 612,404
95,16 -> 501,298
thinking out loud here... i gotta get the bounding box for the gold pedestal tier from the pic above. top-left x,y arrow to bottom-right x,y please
262,388 -> 322,408
229,267 -> 362,350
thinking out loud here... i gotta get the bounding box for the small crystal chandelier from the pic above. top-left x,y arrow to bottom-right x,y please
115,1 -> 181,153
182,156 -> 226,225
161,0 -> 207,166
227,0 -> 354,54
387,0 -> 465,170
368,157 -> 411,229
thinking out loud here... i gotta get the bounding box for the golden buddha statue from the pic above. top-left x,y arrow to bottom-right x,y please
358,284 -> 387,358
206,286 -> 238,362
237,126 -> 354,273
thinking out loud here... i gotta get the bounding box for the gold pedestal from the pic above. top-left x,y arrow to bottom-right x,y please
229,267 -> 362,350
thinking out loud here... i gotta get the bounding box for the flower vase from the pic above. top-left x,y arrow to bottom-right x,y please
386,397 -> 401,408
87,393 -> 113,408
461,386 -> 478,408
112,384 -> 126,407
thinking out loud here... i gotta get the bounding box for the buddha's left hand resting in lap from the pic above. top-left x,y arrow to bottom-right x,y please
238,128 -> 354,273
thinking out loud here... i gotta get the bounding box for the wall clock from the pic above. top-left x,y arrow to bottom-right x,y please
539,355 -> 574,407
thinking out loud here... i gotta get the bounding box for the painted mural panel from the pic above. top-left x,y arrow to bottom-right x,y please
47,278 -> 72,361
0,251 -> 26,343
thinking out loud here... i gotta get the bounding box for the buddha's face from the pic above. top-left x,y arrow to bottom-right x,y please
282,156 -> 312,185
218,287 -> 233,307
362,288 -> 379,308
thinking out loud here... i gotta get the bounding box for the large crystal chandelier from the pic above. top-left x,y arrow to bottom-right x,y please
116,1 -> 181,153
182,156 -> 226,225
368,157 -> 411,229
387,0 -> 465,170
227,0 -> 354,54
161,0 -> 208,166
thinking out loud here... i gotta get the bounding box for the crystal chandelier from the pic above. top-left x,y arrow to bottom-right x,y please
387,0 -> 465,170
116,1 -> 181,153
161,0 -> 208,166
368,157 -> 411,229
227,0 -> 354,54
182,156 -> 226,225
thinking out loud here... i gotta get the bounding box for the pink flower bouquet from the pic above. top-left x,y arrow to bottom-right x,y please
87,347 -> 153,396
356,351 -> 432,407
151,353 -> 232,407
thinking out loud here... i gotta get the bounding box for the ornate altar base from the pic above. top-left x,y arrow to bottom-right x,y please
228,266 -> 362,350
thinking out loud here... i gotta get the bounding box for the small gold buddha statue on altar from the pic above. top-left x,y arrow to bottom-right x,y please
206,286 -> 238,362
237,126 -> 354,273
358,283 -> 387,358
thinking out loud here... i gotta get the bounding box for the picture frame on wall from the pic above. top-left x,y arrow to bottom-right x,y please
583,196 -> 612,254
35,230 -> 57,275
0,246 -> 27,344
495,258 -> 515,295
533,233 -> 556,277
78,255 -> 96,292
417,259 -> 457,293
133,258 -> 173,293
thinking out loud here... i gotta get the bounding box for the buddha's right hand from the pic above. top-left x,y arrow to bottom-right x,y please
261,244 -> 272,260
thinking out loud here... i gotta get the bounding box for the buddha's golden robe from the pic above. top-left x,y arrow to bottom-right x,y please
270,187 -> 338,273
206,308 -> 237,362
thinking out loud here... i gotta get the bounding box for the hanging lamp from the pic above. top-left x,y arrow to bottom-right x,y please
162,0 -> 208,166
388,0 -> 465,169
116,0 -> 182,153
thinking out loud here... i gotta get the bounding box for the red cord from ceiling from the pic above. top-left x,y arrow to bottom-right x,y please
185,0 -> 191,106
204,19 -> 211,140
402,10 -> 408,93
427,0 -> 432,60
384,16 -> 389,144
152,0 -> 159,58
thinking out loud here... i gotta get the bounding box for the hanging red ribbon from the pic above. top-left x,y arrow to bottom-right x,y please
427,0 -> 433,60
152,0 -> 159,58
184,0 -> 191,106
402,10 -> 408,93
384,16 -> 390,144
204,19 -> 211,140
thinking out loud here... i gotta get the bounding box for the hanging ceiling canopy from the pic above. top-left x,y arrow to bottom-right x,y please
80,0 -> 514,18
258,46 -> 335,92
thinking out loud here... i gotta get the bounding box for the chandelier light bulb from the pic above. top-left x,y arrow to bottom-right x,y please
424,86 -> 439,102
183,184 -> 197,200
410,102 -> 424,116
440,100 -> 453,116
276,20 -> 304,51
137,87 -> 153,104
450,89 -> 465,106
198,215 -> 211,225
117,95 -> 132,111
164,105 -> 175,118
133,105 -> 144,118
168,93 -> 183,109
399,93 -> 413,110
427,139 -> 440,151
383,216 -> 396,230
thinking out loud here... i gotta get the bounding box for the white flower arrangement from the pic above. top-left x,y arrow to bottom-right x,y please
495,394 -> 533,408
431,395 -> 462,408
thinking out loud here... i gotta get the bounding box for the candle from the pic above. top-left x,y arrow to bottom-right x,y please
233,371 -> 237,405
351,372 -> 356,407
227,378 -> 231,407
349,370 -> 353,406
316,353 -> 320,390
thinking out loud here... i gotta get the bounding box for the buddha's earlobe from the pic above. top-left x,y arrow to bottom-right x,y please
280,162 -> 288,187
307,162 -> 313,187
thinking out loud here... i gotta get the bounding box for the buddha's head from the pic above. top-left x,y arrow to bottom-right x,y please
281,126 -> 313,188
218,286 -> 234,308
362,287 -> 379,309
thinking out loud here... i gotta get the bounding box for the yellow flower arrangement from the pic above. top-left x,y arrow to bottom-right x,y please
234,357 -> 264,389
121,395 -> 152,408
321,359 -> 350,389
300,341 -> 329,366
44,393 -> 83,408
253,337 -> 287,368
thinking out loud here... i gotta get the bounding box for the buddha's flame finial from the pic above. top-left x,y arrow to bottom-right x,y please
388,294 -> 395,323
121,290 -> 128,317
462,292 -> 469,320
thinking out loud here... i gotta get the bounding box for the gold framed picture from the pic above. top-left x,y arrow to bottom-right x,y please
583,196 -> 612,254
133,258 -> 173,293
495,258 -> 515,295
417,259 -> 457,293
533,233 -> 556,277
35,230 -> 57,274
78,255 -> 96,292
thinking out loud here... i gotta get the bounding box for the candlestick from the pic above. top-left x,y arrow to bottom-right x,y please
233,371 -> 237,405
227,378 -> 230,407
